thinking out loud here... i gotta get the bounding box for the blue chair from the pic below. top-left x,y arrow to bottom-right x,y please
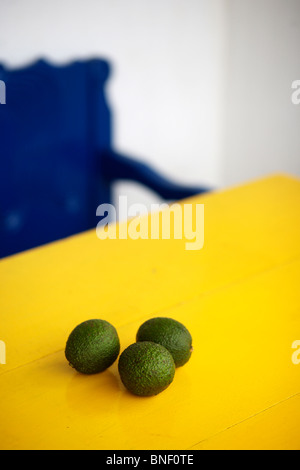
0,59 -> 208,258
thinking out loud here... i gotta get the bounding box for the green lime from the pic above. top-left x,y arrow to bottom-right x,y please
136,317 -> 193,367
65,319 -> 120,374
118,341 -> 175,396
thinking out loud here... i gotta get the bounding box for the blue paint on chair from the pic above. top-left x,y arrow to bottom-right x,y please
0,59 -> 208,258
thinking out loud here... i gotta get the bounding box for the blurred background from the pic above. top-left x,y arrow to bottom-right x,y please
0,0 -> 300,254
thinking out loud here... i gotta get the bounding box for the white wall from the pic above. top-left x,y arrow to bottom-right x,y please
222,0 -> 300,186
0,0 -> 299,210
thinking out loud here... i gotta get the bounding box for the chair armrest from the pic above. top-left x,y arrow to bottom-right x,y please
101,150 -> 209,200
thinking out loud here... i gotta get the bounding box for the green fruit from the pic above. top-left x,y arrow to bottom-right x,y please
118,341 -> 175,396
136,317 -> 193,367
65,319 -> 120,374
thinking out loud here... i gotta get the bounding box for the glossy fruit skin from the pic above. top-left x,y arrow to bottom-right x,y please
65,319 -> 120,374
136,317 -> 193,367
118,341 -> 175,397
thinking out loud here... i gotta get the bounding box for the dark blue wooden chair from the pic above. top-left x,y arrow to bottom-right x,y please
0,59 -> 208,258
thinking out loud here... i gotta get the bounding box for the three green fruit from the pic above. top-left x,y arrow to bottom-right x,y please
65,317 -> 193,396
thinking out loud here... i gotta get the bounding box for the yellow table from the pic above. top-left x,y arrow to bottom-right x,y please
0,174 -> 300,450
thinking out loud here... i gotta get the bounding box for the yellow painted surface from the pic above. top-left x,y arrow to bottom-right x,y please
0,174 -> 299,450
193,394 -> 300,450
